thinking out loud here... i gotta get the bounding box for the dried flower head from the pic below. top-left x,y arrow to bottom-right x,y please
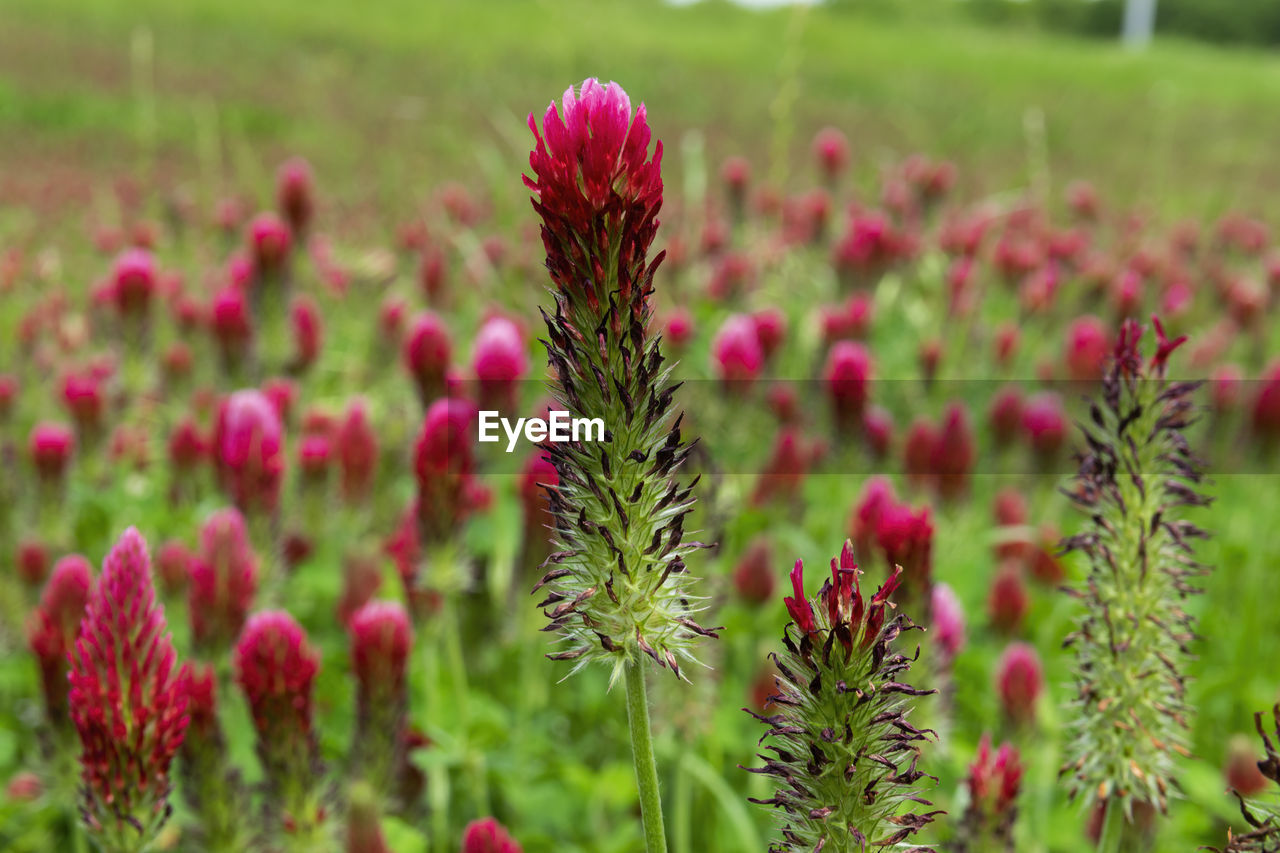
747,540 -> 940,851
1209,705 -> 1280,853
1060,315 -> 1206,818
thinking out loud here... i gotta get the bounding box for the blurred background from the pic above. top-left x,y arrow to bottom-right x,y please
4,0 -> 1280,229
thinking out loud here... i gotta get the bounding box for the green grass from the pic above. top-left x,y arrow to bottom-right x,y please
4,0 -> 1280,221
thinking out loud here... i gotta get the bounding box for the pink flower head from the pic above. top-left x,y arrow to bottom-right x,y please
996,642 -> 1043,724
168,415 -> 208,471
28,554 -> 94,722
290,294 -> 323,371
824,340 -> 872,430
112,248 -> 157,316
349,600 -> 413,699
993,323 -> 1020,367
812,126 -> 850,182
1021,393 -> 1067,464
418,243 -> 447,302
337,397 -> 378,504
751,307 -> 787,361
189,507 -> 258,652
6,772 -> 42,802
61,371 -> 106,433
16,539 -> 50,586
903,417 -> 939,489
849,476 -> 896,563
918,339 -> 943,386
472,315 -> 529,412
415,397 -> 479,543
214,389 -> 285,514
663,307 -> 694,349
720,155 -> 751,197
461,817 -> 523,853
155,539 -> 192,596
788,541 -> 902,653
930,402 -> 975,501
1211,363 -> 1243,413
875,500 -> 933,603
233,610 -> 320,790
1148,313 -> 1187,377
0,373 -> 18,420
28,421 -> 75,484
180,661 -> 220,741
988,562 -> 1029,634
68,528 -> 189,845
1065,315 -> 1110,382
712,313 -> 764,388
1066,181 -> 1100,220
967,734 -> 1023,822
261,377 -> 298,424
337,552 -> 383,627
210,285 -> 252,365
832,210 -> 905,288
276,157 -> 315,236
783,560 -> 816,636
750,428 -> 810,507
931,582 -> 966,663
298,434 -> 332,481
404,311 -> 452,406
987,385 -> 1024,447
732,538 -> 775,606
525,78 -> 664,313
861,405 -> 894,459
247,212 -> 292,279
707,250 -> 754,300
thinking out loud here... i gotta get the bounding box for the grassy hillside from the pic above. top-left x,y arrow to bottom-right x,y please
3,0 -> 1280,222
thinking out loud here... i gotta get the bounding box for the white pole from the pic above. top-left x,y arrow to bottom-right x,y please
1122,0 -> 1158,50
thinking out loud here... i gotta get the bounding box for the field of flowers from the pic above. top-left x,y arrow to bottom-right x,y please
2,2 -> 1280,852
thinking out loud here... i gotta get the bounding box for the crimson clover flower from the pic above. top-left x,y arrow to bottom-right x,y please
234,610 -> 325,835
188,507 -> 259,654
68,528 -> 189,853
953,735 -> 1023,852
348,600 -> 413,798
527,79 -> 715,683
214,389 -> 285,515
747,540 -> 940,851
27,554 -> 94,731
526,78 -> 663,315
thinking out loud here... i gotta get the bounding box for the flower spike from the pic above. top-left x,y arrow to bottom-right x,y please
746,540 -> 940,851
68,528 -> 189,853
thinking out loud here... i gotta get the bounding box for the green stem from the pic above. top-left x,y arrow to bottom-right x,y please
1097,799 -> 1125,853
624,657 -> 668,853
